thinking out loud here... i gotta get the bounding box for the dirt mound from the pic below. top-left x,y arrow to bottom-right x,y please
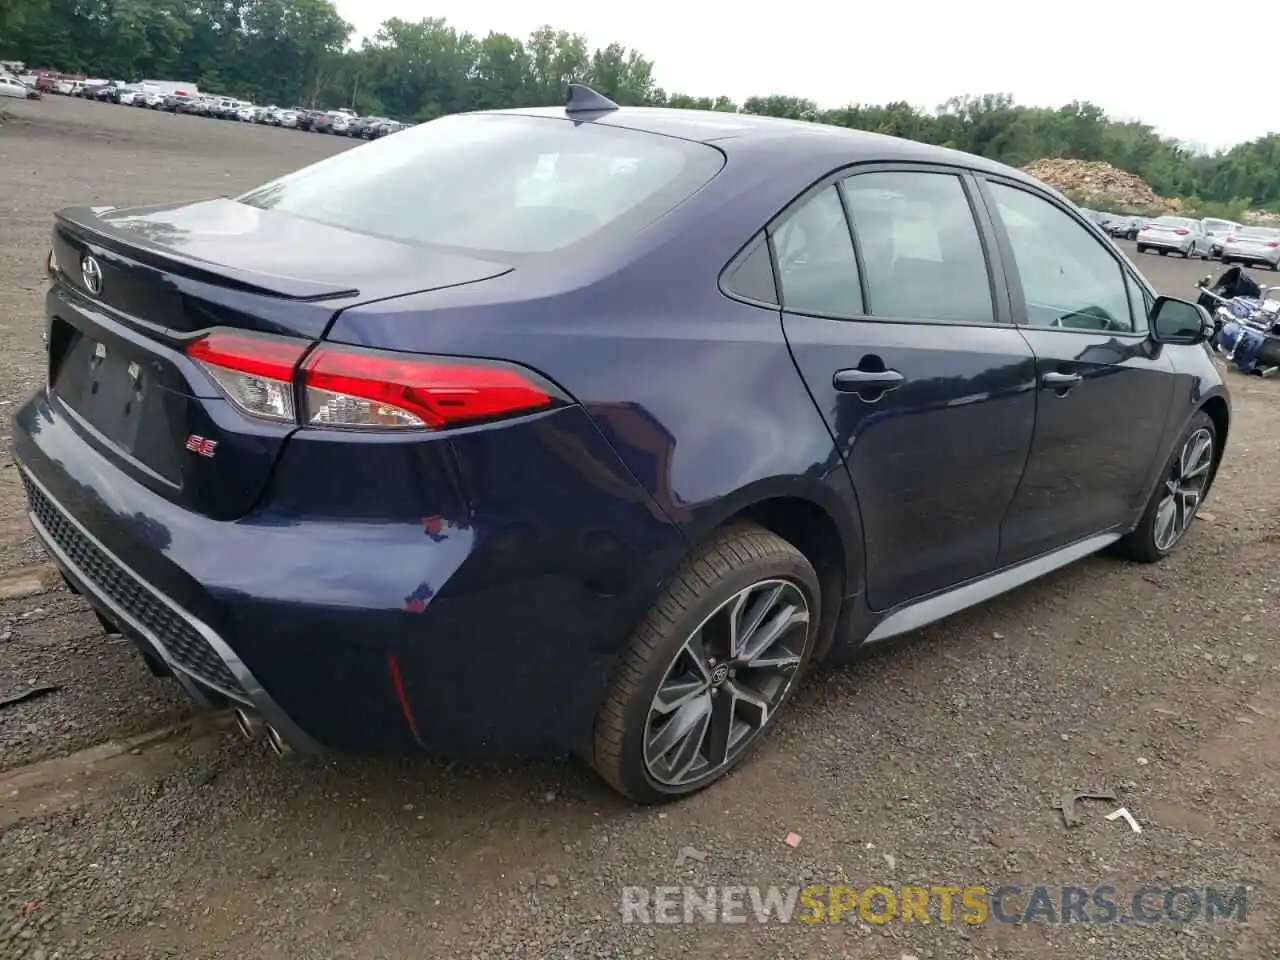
1022,158 -> 1162,210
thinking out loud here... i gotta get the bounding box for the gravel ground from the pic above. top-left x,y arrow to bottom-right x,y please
1,96 -> 1278,960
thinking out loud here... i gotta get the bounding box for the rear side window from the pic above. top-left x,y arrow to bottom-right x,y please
723,235 -> 778,305
841,171 -> 995,324
771,185 -> 863,316
238,113 -> 725,256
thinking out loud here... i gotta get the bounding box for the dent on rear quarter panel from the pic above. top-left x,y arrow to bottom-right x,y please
324,279 -> 860,594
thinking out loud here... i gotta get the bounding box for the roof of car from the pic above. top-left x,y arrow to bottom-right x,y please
487,105 -> 1034,183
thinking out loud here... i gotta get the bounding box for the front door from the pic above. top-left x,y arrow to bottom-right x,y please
976,177 -> 1176,565
776,167 -> 1037,611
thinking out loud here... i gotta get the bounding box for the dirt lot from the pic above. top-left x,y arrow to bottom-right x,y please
1,96 -> 1279,960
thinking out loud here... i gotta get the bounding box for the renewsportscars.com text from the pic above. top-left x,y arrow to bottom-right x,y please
619,884 -> 1248,925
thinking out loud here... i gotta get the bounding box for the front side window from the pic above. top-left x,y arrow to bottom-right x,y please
772,185 -> 863,316
987,181 -> 1134,332
238,113 -> 725,257
841,171 -> 995,324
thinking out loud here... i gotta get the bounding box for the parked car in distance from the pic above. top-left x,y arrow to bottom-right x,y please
311,111 -> 346,133
367,119 -> 407,139
1220,227 -> 1280,270
1137,215 -> 1209,258
16,88 -> 1230,803
275,109 -> 300,128
1079,207 -> 1106,227
1106,215 -> 1142,240
1201,218 -> 1242,259
162,93 -> 194,111
0,74 -> 29,99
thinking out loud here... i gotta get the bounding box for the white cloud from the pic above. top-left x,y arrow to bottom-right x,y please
334,0 -> 1277,150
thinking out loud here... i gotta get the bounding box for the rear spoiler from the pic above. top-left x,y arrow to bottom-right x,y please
54,204 -> 360,302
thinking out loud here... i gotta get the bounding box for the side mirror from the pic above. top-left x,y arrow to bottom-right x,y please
1150,296 -> 1214,345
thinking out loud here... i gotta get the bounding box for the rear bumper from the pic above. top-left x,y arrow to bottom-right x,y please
11,387 -> 685,758
1138,237 -> 1190,252
19,463 -> 320,753
1221,251 -> 1279,266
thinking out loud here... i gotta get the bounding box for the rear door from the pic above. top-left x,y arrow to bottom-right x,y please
975,176 -> 1175,565
778,166 -> 1037,611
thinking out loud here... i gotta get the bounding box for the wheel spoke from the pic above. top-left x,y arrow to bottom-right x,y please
727,680 -> 771,729
1153,496 -> 1178,550
705,688 -> 736,767
652,674 -> 709,716
739,603 -> 808,665
646,694 -> 712,773
1181,433 -> 1212,480
683,632 -> 712,682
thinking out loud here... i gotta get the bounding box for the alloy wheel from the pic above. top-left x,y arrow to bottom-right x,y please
1154,427 -> 1214,552
642,579 -> 810,788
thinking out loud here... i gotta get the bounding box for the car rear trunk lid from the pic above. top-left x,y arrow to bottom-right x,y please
45,200 -> 513,520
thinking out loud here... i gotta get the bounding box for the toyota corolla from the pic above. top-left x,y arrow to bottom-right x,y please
11,86 -> 1229,802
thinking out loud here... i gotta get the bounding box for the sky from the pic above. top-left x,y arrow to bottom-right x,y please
332,0 -> 1278,152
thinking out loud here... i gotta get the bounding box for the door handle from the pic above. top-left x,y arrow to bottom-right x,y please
1041,371 -> 1082,388
833,368 -> 906,392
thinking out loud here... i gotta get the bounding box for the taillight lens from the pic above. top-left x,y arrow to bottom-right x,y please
1174,228 -> 1190,235
186,329 -> 564,431
187,330 -> 308,422
300,345 -> 561,430
1267,242 -> 1279,249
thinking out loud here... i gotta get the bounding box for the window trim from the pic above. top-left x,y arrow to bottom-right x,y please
975,175 -> 1152,339
763,161 -> 1013,327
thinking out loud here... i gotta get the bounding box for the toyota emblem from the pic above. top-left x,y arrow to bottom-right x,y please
81,255 -> 103,297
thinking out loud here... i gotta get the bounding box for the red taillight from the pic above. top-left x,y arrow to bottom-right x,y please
300,345 -> 560,430
185,329 -> 563,431
1267,242 -> 1279,249
187,330 -> 308,423
1174,228 -> 1190,235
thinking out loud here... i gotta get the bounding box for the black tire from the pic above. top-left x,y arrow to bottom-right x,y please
1137,244 -> 1147,254
1117,411 -> 1217,563
1159,249 -> 1168,256
591,523 -> 820,803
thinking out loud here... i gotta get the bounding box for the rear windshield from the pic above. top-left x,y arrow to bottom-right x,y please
237,113 -> 725,256
1238,228 -> 1280,239
1154,216 -> 1194,227
1203,219 -> 1237,231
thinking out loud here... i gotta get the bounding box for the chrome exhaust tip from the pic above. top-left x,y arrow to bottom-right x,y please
265,724 -> 293,757
233,707 -> 264,742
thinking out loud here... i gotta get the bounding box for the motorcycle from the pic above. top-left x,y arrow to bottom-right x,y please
1196,265 -> 1280,376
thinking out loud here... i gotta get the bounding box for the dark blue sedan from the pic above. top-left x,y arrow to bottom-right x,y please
12,86 -> 1229,802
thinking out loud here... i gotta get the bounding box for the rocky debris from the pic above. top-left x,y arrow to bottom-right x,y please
1023,158 -> 1163,210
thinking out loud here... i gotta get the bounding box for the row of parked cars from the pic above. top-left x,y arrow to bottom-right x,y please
1082,208 -> 1280,270
76,80 -> 411,140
